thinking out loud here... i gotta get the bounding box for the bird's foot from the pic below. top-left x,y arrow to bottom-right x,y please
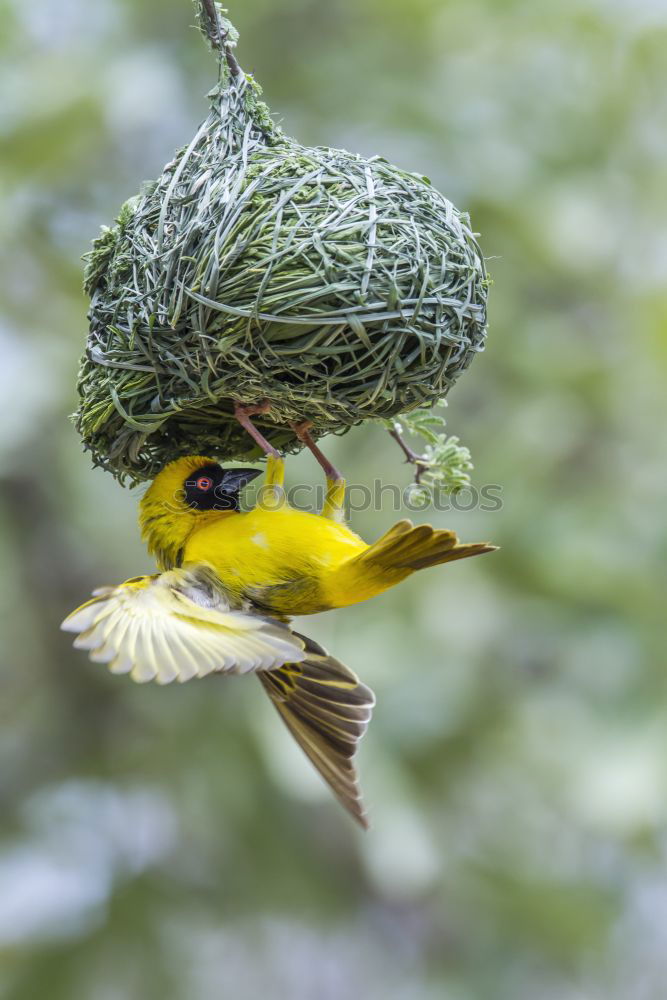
291,419 -> 314,443
235,400 -> 272,419
234,400 -> 280,458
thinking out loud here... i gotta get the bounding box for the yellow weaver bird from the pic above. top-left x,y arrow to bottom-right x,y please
62,404 -> 496,826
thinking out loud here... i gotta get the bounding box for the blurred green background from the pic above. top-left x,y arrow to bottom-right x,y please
1,0 -> 666,997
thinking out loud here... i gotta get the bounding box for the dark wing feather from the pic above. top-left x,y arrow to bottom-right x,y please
258,634 -> 375,828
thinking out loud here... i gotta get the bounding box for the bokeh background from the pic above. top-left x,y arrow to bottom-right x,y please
1,0 -> 666,997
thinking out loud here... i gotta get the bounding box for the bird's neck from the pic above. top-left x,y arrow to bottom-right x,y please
139,501 -> 235,570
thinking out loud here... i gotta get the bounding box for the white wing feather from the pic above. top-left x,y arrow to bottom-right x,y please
61,570 -> 306,684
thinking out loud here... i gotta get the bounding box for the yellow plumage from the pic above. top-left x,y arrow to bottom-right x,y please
140,454 -> 494,616
63,451 -> 495,827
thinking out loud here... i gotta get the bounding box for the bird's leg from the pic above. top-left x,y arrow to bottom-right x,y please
263,453 -> 286,508
292,421 -> 346,522
234,401 -> 285,507
234,400 -> 285,510
264,453 -> 285,490
291,421 -> 341,481
234,401 -> 280,458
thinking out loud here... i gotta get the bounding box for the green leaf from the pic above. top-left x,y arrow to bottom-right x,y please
378,400 -> 474,494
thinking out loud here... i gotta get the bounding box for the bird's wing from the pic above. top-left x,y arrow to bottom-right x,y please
258,634 -> 375,828
61,568 -> 306,684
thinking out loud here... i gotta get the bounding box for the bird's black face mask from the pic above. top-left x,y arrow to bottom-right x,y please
183,464 -> 262,512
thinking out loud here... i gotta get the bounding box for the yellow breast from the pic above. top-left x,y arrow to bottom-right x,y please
183,506 -> 368,598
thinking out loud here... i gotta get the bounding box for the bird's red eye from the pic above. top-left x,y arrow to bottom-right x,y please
195,476 -> 214,491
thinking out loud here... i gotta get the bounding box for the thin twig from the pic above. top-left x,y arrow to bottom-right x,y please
388,428 -> 428,485
200,0 -> 241,76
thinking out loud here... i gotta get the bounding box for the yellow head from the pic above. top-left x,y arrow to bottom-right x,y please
139,455 -> 261,569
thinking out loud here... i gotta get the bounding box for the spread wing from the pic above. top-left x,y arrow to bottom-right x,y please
259,635 -> 375,828
61,568 -> 306,684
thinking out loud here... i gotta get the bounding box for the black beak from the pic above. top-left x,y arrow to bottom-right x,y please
220,467 -> 262,493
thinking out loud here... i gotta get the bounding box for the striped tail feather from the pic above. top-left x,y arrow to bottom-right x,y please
329,519 -> 497,604
258,635 -> 375,828
357,519 -> 496,571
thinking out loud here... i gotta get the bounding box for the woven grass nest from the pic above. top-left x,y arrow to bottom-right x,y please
76,3 -> 489,484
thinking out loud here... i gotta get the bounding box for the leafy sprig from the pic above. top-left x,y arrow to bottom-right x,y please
380,402 -> 473,499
